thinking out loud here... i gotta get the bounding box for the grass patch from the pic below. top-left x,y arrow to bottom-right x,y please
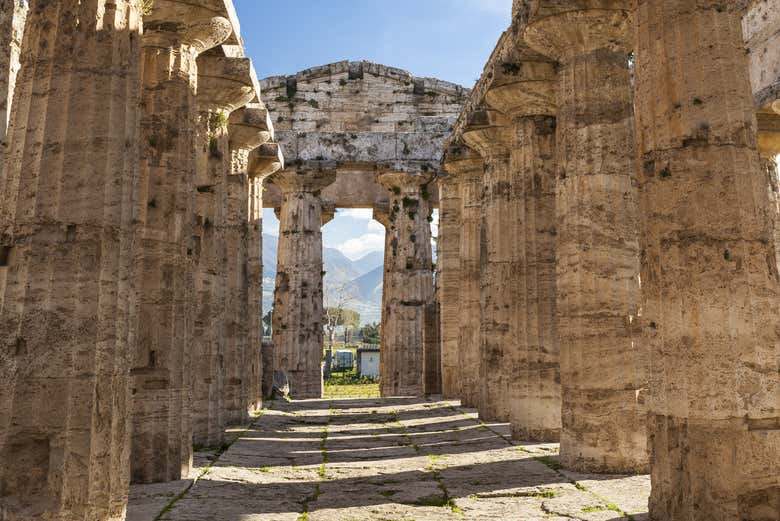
323,383 -> 380,398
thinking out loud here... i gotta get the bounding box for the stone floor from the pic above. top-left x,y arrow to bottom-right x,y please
128,398 -> 650,521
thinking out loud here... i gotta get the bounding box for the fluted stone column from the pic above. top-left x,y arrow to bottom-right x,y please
0,1 -> 142,518
192,53 -> 256,441
442,145 -> 483,408
0,0 -> 25,175
634,2 -> 780,519
525,2 -> 648,473
130,7 -> 231,483
271,164 -> 336,399
437,173 -> 462,398
484,40 -> 561,442
229,109 -> 275,415
377,171 -> 435,397
462,110 -> 513,422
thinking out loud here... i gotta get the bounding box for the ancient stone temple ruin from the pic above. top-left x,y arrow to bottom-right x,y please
0,1 -> 778,520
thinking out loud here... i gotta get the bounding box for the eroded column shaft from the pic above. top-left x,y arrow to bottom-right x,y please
525,8 -> 648,473
510,115 -> 560,441
378,172 -> 434,397
0,0 -> 25,166
635,2 -> 780,518
247,175 -> 264,410
437,176 -> 462,398
272,168 -> 334,399
0,1 -> 142,518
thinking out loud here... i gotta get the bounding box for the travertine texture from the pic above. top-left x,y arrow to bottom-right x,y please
260,61 -> 468,209
0,0 -> 25,174
437,173 -> 462,399
0,1 -> 142,518
191,53 -> 257,439
130,7 -> 232,484
462,109 -> 513,422
230,110 -> 278,414
377,171 -> 435,397
271,164 -> 336,399
442,145 -> 484,409
481,29 -> 561,443
634,1 -> 780,519
423,300 -> 442,395
524,2 -> 648,473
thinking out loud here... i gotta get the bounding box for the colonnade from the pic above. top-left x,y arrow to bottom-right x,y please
438,1 -> 780,518
0,0 -> 282,518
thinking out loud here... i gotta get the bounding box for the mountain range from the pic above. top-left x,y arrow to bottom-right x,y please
262,234 -> 383,324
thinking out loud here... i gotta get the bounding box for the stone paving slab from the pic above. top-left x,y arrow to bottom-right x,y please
128,397 -> 650,521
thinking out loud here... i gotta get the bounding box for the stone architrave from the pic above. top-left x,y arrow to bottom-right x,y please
130,5 -> 231,484
634,1 -> 780,518
524,1 -> 648,473
271,163 -> 336,399
0,1 -> 142,518
442,144 -> 483,408
483,32 -> 561,442
229,109 -> 277,414
376,171 -> 435,397
191,53 -> 257,441
437,170 -> 462,398
462,109 -> 514,422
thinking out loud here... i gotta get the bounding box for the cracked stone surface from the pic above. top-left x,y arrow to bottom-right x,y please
129,398 -> 650,521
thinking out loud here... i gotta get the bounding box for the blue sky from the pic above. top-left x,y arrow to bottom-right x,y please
235,0 -> 509,259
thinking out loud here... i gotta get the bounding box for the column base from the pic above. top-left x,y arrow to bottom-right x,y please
511,427 -> 561,444
286,369 -> 323,400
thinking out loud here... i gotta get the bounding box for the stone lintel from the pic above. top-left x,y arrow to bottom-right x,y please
229,104 -> 274,150
197,54 -> 257,112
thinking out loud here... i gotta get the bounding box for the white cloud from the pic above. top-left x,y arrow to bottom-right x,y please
367,220 -> 385,233
337,208 -> 374,220
430,209 -> 440,238
262,208 -> 280,236
336,233 -> 385,260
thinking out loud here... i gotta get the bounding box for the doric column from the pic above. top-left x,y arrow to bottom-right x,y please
442,144 -> 483,408
525,2 -> 648,473
191,53 -> 256,441
0,0 -> 25,175
130,6 -> 231,484
0,1 -> 142,518
377,171 -> 435,397
271,163 -> 336,399
437,167 -> 462,398
634,1 -> 780,519
484,36 -> 561,442
462,109 -> 513,422
229,111 -> 278,415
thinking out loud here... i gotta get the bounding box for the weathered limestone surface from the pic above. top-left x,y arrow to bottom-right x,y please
271,164 -> 336,399
462,109 -> 513,422
423,300 -> 442,395
634,1 -> 780,519
442,145 -> 484,409
524,2 -> 648,473
437,172 -> 462,399
0,1 -> 142,518
130,5 -> 231,484
377,171 -> 435,397
230,111 -> 278,414
191,52 -> 257,440
744,0 -> 780,110
0,0 -> 25,173
481,29 -> 561,443
130,398 -> 652,521
260,61 -> 468,209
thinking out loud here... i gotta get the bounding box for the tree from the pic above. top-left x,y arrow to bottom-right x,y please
263,309 -> 273,337
323,284 -> 357,349
341,309 -> 361,345
360,322 -> 381,345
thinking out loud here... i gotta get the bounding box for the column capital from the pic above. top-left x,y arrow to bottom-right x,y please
523,4 -> 633,62
442,142 -> 484,181
250,143 -> 284,179
322,202 -> 337,225
197,54 -> 258,113
376,170 -> 434,192
229,104 -> 273,151
143,8 -> 232,54
483,36 -> 557,117
758,112 -> 780,158
268,161 -> 337,193
461,108 -> 511,159
372,203 -> 391,228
